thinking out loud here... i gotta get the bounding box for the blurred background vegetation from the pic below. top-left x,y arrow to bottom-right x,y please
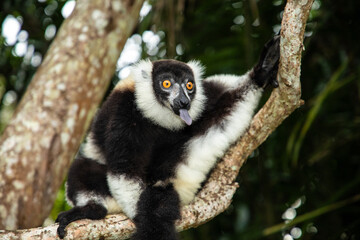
1,0 -> 359,239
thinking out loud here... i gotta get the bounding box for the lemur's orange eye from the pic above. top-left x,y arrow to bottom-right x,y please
186,82 -> 194,90
162,80 -> 171,88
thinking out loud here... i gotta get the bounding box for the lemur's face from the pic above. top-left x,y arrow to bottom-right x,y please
152,60 -> 196,125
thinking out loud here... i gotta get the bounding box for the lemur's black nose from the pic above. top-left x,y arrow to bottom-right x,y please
180,98 -> 189,107
179,96 -> 190,109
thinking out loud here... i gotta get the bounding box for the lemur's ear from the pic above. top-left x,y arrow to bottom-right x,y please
252,35 -> 280,88
131,59 -> 153,82
187,60 -> 205,82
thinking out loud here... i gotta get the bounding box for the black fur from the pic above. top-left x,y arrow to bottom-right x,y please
152,60 -> 194,80
57,79 -> 249,239
93,90 -> 161,178
93,90 -> 192,181
56,36 -> 280,239
131,184 -> 180,240
56,157 -> 111,238
251,35 -> 280,88
191,80 -> 251,136
152,60 -> 196,114
66,157 -> 111,203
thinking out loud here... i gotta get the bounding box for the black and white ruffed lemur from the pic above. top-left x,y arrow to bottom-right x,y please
56,36 -> 280,240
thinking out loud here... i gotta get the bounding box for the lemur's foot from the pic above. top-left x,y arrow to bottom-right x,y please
55,204 -> 107,239
252,35 -> 280,88
131,185 -> 180,240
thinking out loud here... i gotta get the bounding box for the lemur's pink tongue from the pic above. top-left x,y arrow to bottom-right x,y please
179,109 -> 192,126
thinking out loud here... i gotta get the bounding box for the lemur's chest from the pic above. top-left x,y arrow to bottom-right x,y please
144,130 -> 190,181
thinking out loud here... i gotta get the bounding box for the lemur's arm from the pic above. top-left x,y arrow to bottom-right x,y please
173,35 -> 280,206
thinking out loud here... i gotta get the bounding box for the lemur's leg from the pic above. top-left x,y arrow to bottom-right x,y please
107,173 -> 180,240
131,184 -> 181,240
106,173 -> 144,220
56,157 -> 111,239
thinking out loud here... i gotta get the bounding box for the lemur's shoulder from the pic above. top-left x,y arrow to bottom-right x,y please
113,75 -> 135,92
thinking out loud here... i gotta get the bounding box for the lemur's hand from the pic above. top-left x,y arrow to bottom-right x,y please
252,35 -> 280,88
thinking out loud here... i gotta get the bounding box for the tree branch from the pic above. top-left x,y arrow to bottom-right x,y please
0,0 -> 314,238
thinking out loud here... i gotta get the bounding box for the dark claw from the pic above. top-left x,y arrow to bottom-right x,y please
57,224 -> 66,239
271,76 -> 279,88
269,58 -> 279,88
273,81 -> 279,88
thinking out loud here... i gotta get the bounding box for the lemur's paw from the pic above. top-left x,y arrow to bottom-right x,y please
56,204 -> 107,239
55,212 -> 69,239
252,35 -> 280,88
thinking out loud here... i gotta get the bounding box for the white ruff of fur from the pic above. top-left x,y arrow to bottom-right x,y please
173,73 -> 263,204
132,59 -> 206,131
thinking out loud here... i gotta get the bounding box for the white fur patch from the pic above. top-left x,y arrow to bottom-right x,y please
107,174 -> 144,219
131,59 -> 206,131
187,60 -> 205,83
69,190 -> 123,214
173,74 -> 263,204
105,197 -> 123,214
204,72 -> 251,89
82,132 -> 106,164
75,191 -> 105,207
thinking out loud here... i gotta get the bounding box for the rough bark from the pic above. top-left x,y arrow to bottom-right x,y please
0,0 -> 313,238
0,0 -> 144,230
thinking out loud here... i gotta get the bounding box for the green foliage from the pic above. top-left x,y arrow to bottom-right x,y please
1,0 -> 359,239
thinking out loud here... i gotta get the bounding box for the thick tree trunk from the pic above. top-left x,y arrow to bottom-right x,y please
0,0 -> 144,230
0,0 -> 314,238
